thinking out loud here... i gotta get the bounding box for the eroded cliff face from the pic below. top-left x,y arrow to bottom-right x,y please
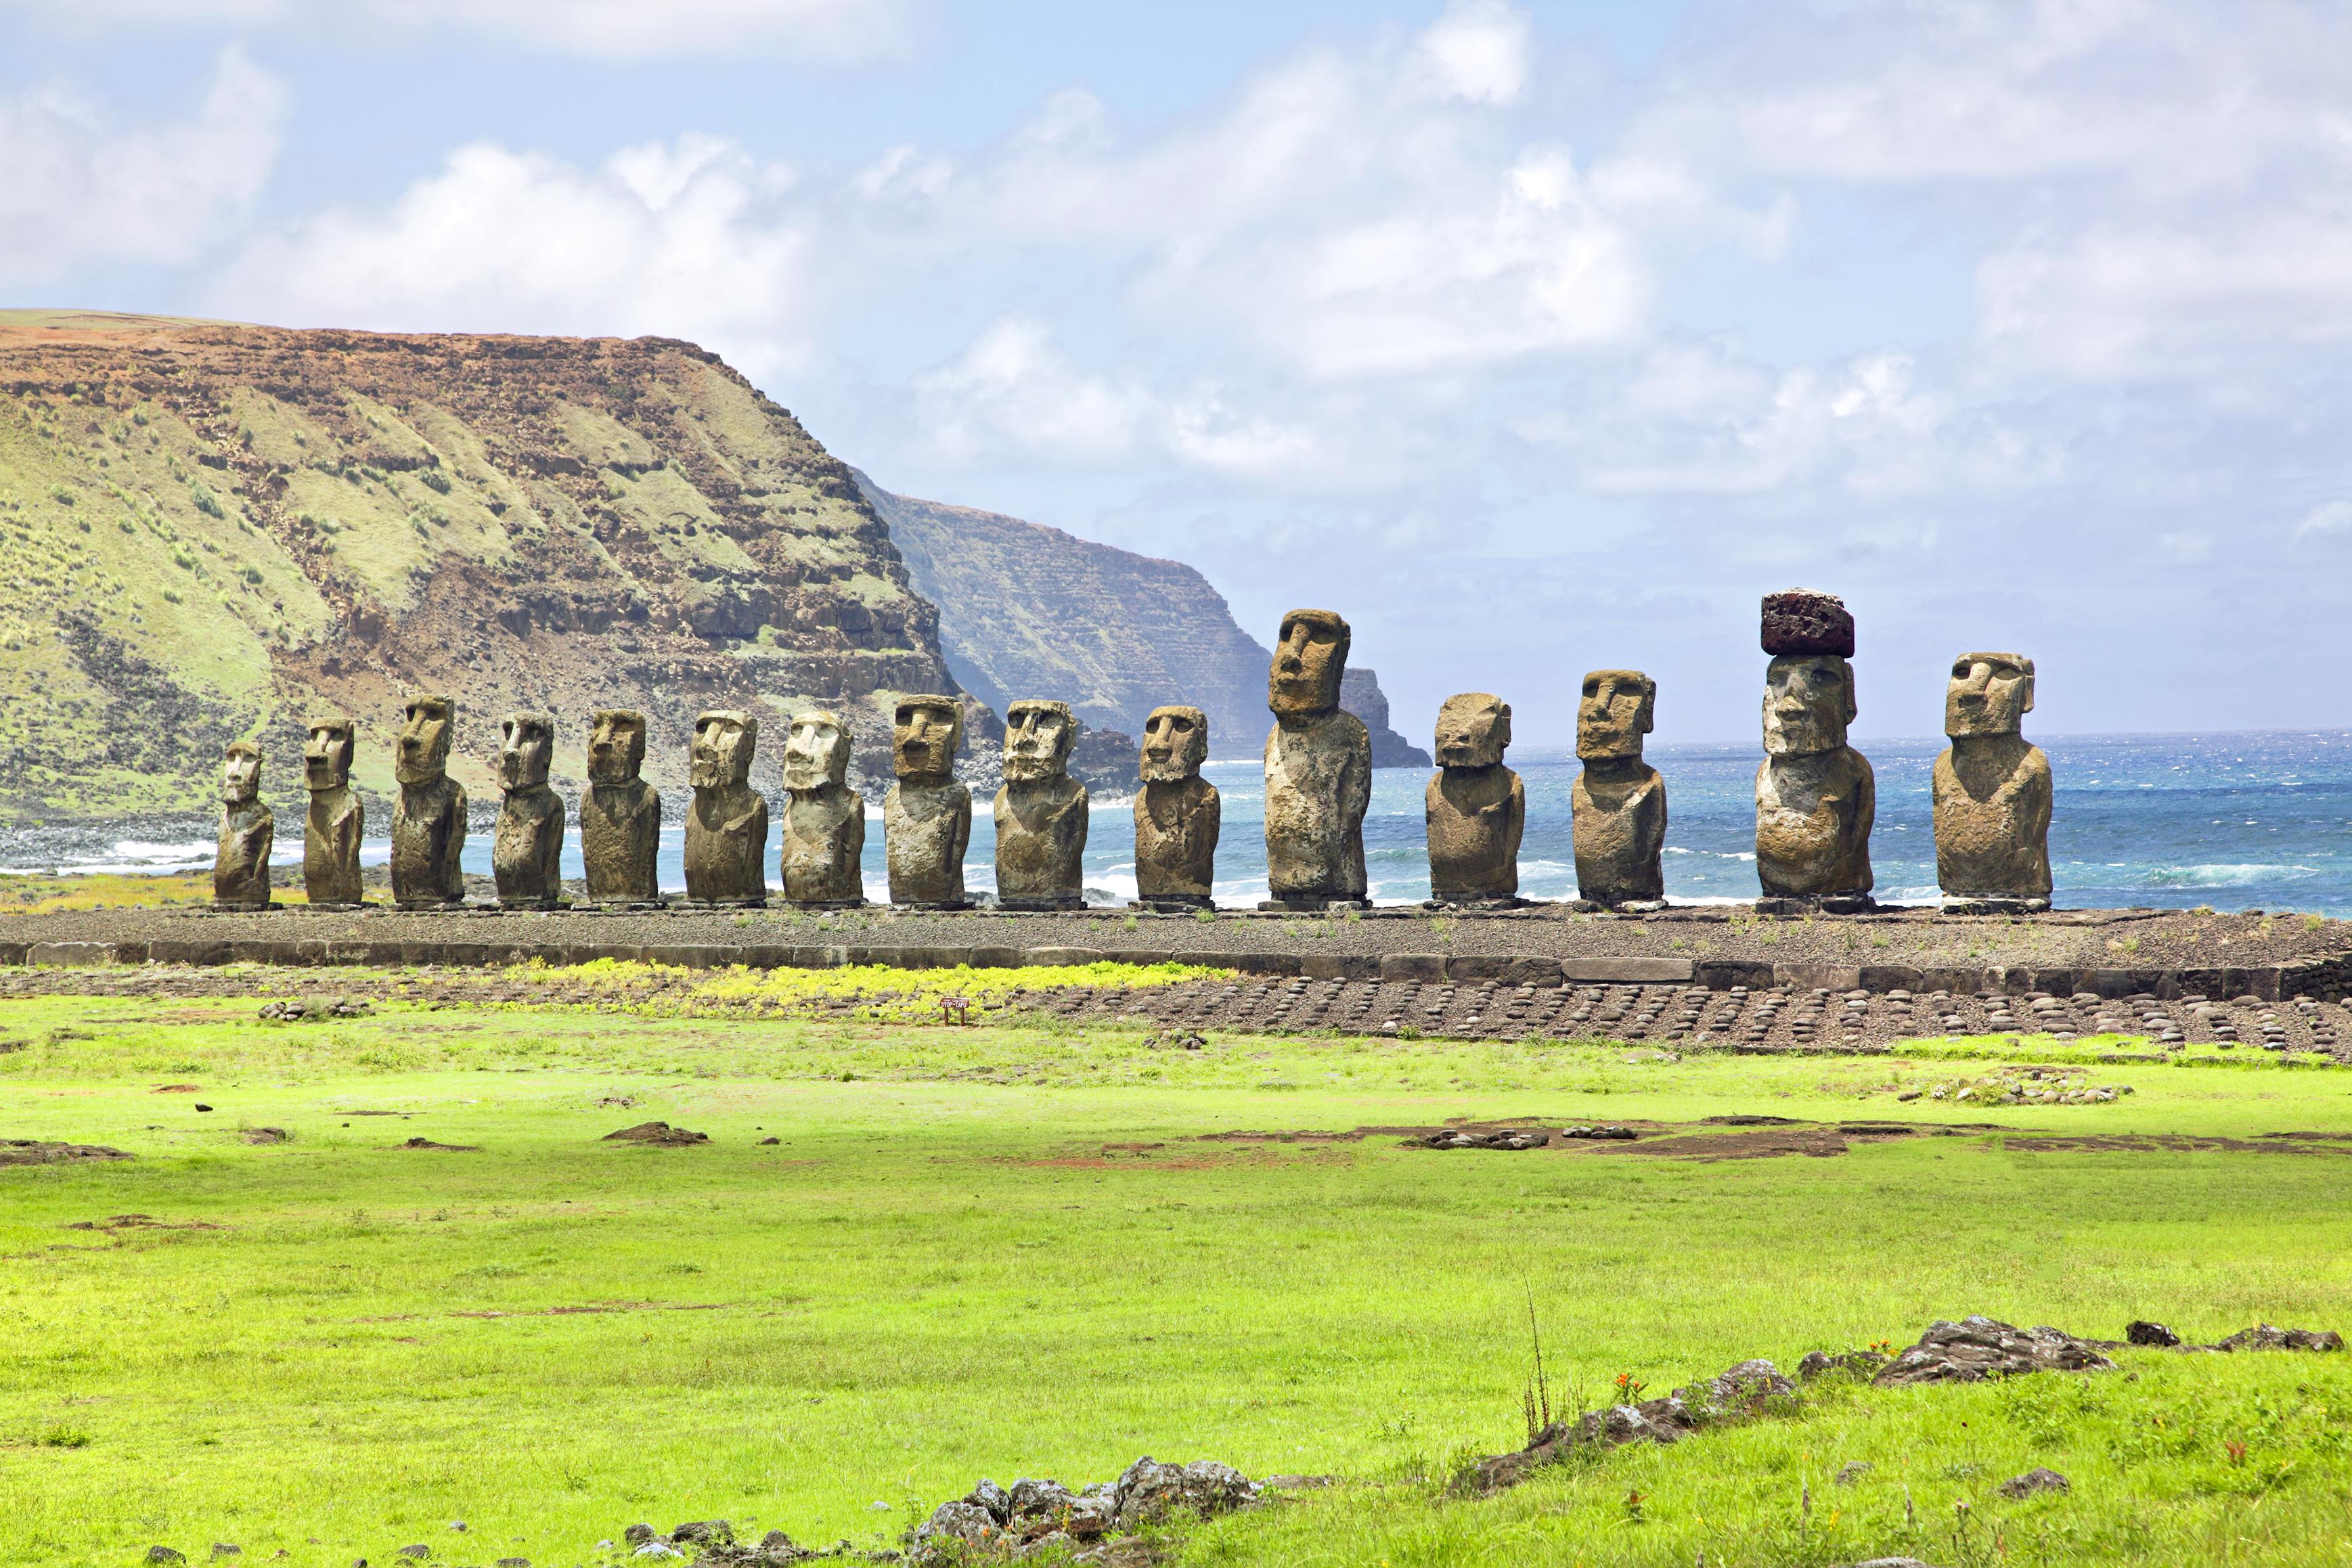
0,311 -> 960,815
858,474 -> 1431,768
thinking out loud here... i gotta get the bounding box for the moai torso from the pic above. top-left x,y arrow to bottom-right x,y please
1933,653 -> 2052,902
1262,609 -> 1370,904
581,710 -> 660,903
994,698 -> 1088,907
780,710 -> 866,905
1424,693 -> 1523,903
391,695 -> 467,908
885,696 -> 972,906
213,743 -> 273,908
1754,596 -> 1873,901
303,719 -> 365,906
683,709 -> 768,906
1572,670 -> 1666,906
491,713 -> 566,908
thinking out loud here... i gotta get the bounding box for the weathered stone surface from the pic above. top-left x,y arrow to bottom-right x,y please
1756,653 -> 1874,900
1997,1467 -> 2070,1500
994,698 -> 1088,910
1572,669 -> 1665,906
1134,704 -> 1218,907
1934,652 -> 2052,903
779,710 -> 865,906
213,742 -> 272,908
885,694 -> 972,907
684,710 -> 768,906
2125,1320 -> 2181,1347
492,712 -> 567,908
581,709 -> 661,905
1873,1316 -> 2114,1385
391,694 -> 467,909
301,717 -> 364,907
1263,610 -> 1370,906
2214,1323 -> 2345,1353
1760,587 -> 1855,657
1425,693 -> 1524,903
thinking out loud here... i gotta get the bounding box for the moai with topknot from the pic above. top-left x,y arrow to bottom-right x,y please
1572,670 -> 1666,910
213,741 -> 274,909
492,712 -> 567,909
780,709 -> 866,907
884,695 -> 973,908
1755,591 -> 1873,911
1133,705 -> 1219,910
683,709 -> 768,907
1934,652 -> 2052,912
994,698 -> 1088,911
581,709 -> 662,906
391,694 -> 468,909
1261,609 -> 1371,910
302,717 -> 365,908
1424,693 -> 1524,907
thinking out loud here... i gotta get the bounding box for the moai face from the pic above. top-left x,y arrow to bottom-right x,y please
690,710 -> 757,790
1578,670 -> 1656,761
1434,693 -> 1511,769
221,742 -> 262,805
304,719 -> 354,792
1268,608 -> 1350,718
893,696 -> 963,782
395,695 -> 454,786
782,711 -> 853,791
1140,705 -> 1208,783
499,712 -> 554,792
588,709 -> 647,785
1946,652 -> 2035,738
1762,655 -> 1855,757
1003,700 -> 1075,782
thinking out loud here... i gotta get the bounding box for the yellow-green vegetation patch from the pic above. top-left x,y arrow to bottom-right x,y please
0,872 -> 217,914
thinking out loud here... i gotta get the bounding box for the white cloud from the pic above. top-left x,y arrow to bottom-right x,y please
909,317 -> 1149,468
1411,0 -> 1530,106
0,0 -> 917,63
0,47 -> 288,286
218,136 -> 818,376
2292,499 -> 2352,555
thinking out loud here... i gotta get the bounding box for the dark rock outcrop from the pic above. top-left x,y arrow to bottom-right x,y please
1873,1317 -> 2114,1385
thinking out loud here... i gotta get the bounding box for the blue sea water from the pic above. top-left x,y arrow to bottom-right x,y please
9,730 -> 2352,916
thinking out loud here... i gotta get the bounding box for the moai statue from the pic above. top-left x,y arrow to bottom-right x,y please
1755,591 -> 1873,910
1261,608 -> 1371,910
780,709 -> 866,907
683,709 -> 768,907
302,717 -> 364,908
995,698 -> 1089,911
391,694 -> 468,909
491,712 -> 567,910
213,741 -> 274,909
1934,652 -> 2052,912
884,694 -> 973,908
581,709 -> 661,906
1133,705 -> 1219,910
1425,694 -> 1524,907
1572,670 -> 1667,910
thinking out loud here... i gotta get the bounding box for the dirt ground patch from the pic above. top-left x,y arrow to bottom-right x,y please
1,1138 -> 130,1166
2001,1134 -> 2352,1155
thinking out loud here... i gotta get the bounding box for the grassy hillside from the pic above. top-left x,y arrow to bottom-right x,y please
0,311 -> 959,817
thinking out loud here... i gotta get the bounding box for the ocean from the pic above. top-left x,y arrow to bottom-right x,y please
8,730 -> 2352,915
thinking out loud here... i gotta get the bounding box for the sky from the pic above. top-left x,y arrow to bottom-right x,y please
7,0 -> 2352,746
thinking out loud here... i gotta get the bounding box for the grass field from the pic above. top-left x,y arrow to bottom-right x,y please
3,979 -> 2351,1567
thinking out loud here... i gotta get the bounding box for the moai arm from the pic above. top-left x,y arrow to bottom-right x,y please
1504,770 -> 1526,868
442,781 -> 469,901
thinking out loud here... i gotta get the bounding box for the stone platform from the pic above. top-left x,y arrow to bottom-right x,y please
3,903 -> 2349,1004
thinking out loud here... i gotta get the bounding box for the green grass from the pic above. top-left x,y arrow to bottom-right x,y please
3,986 -> 2351,1566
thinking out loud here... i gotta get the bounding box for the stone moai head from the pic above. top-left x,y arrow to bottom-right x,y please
893,695 -> 964,782
1004,699 -> 1077,782
690,710 -> 757,790
1578,670 -> 1656,761
1763,655 -> 1856,757
395,694 -> 455,786
1140,705 -> 1209,783
498,712 -> 554,792
782,710 -> 853,792
1434,693 -> 1511,769
588,709 -> 647,785
1268,608 -> 1350,718
305,718 -> 355,792
1946,652 -> 2035,739
221,741 -> 262,805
